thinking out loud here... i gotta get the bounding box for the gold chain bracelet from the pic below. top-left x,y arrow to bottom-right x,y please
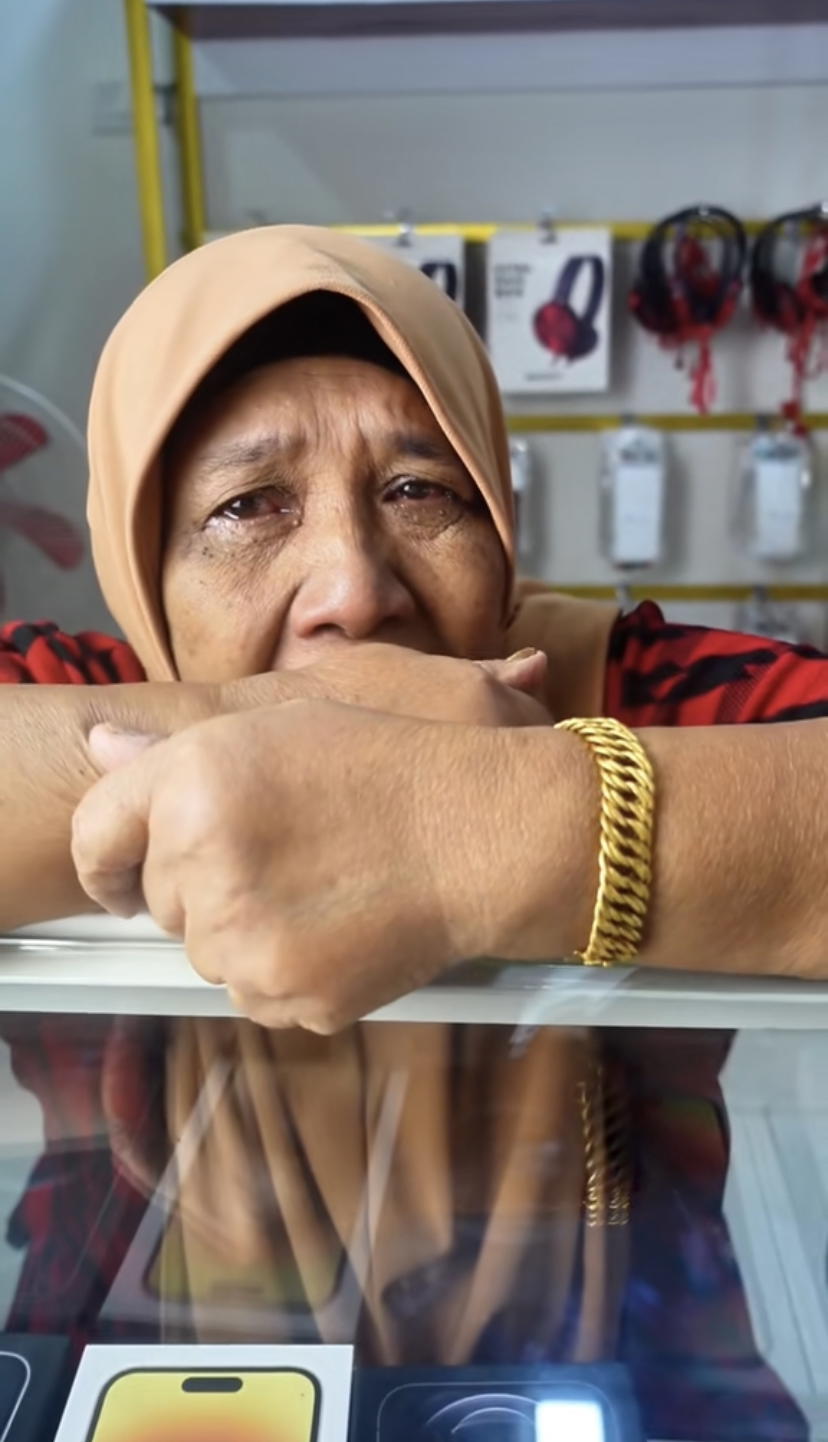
555,717 -> 655,967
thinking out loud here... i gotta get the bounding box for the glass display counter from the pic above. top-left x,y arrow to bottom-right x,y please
1,917 -> 828,1441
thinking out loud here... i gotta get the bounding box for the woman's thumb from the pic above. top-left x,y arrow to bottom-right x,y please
476,647 -> 548,696
88,723 -> 165,773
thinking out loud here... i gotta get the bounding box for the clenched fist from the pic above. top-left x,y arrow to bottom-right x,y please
73,700 -> 548,1031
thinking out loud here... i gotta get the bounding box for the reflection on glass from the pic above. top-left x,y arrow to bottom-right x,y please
0,1013 -> 822,1440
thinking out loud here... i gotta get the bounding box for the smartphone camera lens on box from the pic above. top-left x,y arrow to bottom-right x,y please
350,1364 -> 644,1442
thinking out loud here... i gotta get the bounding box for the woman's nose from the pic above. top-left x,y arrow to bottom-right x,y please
287,526 -> 416,643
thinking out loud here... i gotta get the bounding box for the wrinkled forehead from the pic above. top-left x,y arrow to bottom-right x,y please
163,294 -> 412,453
162,355 -> 474,526
167,351 -> 450,462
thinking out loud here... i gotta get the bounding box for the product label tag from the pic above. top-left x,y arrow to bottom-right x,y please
754,455 -> 803,561
487,229 -> 612,394
366,233 -> 465,307
611,461 -> 663,567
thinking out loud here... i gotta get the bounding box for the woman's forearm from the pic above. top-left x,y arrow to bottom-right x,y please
0,682 -> 218,929
0,643 -> 545,933
502,719 -> 828,978
636,719 -> 828,977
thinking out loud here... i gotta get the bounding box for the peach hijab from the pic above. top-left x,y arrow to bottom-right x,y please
89,227 -> 623,1360
87,224 -> 615,710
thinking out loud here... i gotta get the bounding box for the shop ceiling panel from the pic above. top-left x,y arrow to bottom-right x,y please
153,1 -> 828,40
188,21 -> 828,97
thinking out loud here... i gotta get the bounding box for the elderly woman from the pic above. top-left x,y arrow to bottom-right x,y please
0,228 -> 825,1435
3,227 -> 828,1011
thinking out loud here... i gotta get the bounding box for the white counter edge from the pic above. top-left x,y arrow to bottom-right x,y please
2,933 -> 828,1027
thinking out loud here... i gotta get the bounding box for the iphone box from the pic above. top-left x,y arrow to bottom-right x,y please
54,1343 -> 353,1442
350,1362 -> 644,1441
0,1334 -> 72,1442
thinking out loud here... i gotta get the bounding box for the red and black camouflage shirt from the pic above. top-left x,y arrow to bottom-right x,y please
4,600 -> 828,721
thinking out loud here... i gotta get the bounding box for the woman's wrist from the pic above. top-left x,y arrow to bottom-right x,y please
448,725 -> 601,965
502,726 -> 601,963
84,679 -> 221,741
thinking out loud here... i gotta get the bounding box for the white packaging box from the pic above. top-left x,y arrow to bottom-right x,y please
487,228 -> 612,395
54,1342 -> 354,1442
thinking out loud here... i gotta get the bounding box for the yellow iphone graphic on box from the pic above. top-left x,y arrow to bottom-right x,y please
53,1343 -> 352,1442
84,1367 -> 319,1442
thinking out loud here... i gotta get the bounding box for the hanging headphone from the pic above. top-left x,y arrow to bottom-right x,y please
751,206 -> 828,332
750,206 -> 828,425
628,205 -> 746,411
533,255 -> 605,362
629,204 -> 747,337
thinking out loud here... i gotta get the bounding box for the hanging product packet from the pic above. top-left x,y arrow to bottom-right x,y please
363,232 -> 466,309
487,228 -> 613,395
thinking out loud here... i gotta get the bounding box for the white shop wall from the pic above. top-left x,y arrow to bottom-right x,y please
198,60 -> 828,639
3,8 -> 828,638
0,0 -> 165,634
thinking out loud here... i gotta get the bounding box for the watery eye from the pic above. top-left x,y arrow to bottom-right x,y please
213,488 -> 293,522
389,478 -> 457,503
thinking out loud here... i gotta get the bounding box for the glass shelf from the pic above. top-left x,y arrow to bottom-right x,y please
4,918 -> 828,1028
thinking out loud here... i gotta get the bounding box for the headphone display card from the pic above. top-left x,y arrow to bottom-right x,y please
487,229 -> 612,394
365,233 -> 465,309
54,1343 -> 353,1442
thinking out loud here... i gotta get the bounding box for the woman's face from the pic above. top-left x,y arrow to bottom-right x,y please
162,354 -> 509,681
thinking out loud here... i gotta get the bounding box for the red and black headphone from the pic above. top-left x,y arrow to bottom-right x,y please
533,255 -> 606,362
751,205 -> 828,424
629,205 -> 747,412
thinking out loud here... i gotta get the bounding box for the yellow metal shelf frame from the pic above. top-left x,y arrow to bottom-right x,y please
172,7 -> 207,254
120,8 -> 828,615
556,584 -> 828,603
507,413 -> 828,433
337,220 -> 770,244
122,8 -> 828,447
122,5 -> 775,279
124,0 -> 167,279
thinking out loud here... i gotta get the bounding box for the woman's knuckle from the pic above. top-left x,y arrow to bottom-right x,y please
303,1007 -> 343,1036
151,899 -> 184,937
463,667 -> 497,721
186,944 -> 224,986
178,744 -> 219,801
70,806 -> 95,862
